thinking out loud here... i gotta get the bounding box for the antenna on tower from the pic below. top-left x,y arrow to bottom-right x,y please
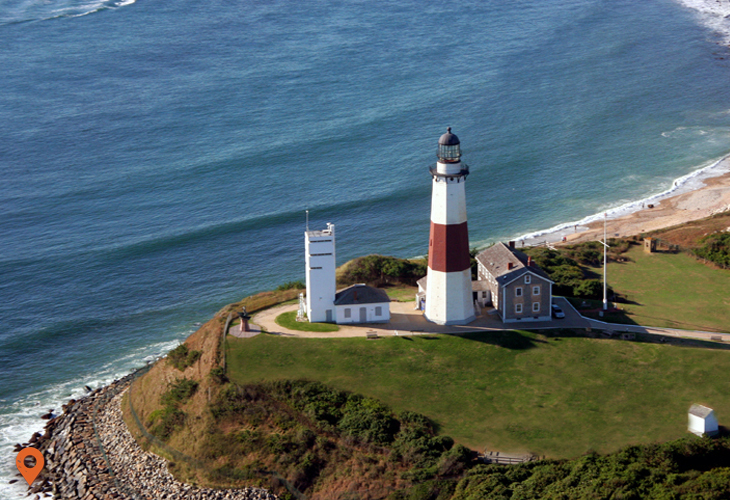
306,210 -> 309,231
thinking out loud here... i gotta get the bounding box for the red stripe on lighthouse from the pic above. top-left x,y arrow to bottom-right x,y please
428,221 -> 471,273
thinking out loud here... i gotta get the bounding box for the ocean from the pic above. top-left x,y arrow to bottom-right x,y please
2,0 -> 730,495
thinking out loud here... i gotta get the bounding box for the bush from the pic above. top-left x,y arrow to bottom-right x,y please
148,406 -> 186,440
572,279 -> 604,300
695,232 -> 730,268
276,281 -> 305,291
167,344 -> 202,371
210,366 -> 228,384
339,255 -> 427,286
161,378 -> 199,406
338,396 -> 400,445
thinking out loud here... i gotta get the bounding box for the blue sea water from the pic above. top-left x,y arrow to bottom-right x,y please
2,0 -> 730,494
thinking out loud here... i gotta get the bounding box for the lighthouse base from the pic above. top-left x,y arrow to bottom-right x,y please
424,313 -> 476,326
424,268 -> 475,325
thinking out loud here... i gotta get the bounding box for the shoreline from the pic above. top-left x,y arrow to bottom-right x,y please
515,154 -> 730,248
16,370 -> 277,500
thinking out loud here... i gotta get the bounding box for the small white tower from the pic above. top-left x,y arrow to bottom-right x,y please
425,128 -> 475,325
305,223 -> 337,322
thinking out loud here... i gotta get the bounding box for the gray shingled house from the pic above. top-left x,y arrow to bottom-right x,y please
476,242 -> 554,322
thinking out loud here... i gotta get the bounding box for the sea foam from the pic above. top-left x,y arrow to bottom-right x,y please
0,336 -> 181,497
505,153 -> 730,247
675,0 -> 730,44
0,0 -> 136,25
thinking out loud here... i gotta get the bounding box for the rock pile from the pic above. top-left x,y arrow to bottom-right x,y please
17,371 -> 279,500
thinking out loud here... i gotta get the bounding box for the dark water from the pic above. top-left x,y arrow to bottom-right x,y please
2,0 -> 730,494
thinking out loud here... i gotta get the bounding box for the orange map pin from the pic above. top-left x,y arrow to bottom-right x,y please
15,447 -> 44,486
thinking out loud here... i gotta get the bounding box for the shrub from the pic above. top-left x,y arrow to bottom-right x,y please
572,279 -> 604,300
339,255 -> 427,286
276,281 -> 305,291
694,232 -> 730,268
167,344 -> 202,371
338,396 -> 400,445
210,366 -> 228,384
148,406 -> 186,440
161,378 -> 198,406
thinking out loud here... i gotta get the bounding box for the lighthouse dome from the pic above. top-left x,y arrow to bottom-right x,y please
438,127 -> 460,146
437,127 -> 461,163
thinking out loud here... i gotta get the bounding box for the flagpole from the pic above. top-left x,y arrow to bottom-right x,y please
603,213 -> 608,311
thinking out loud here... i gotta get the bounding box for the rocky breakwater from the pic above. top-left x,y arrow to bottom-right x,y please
17,371 -> 278,500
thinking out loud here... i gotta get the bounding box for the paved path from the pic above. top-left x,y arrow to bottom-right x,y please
249,297 -> 729,344
559,299 -> 730,343
250,297 -> 590,339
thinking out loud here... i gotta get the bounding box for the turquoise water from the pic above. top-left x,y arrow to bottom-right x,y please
2,0 -> 730,494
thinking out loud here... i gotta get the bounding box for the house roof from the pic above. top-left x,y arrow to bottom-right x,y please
689,404 -> 714,418
476,242 -> 552,286
334,284 -> 391,306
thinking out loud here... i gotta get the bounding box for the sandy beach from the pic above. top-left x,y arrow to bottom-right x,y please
515,156 -> 730,248
566,172 -> 730,245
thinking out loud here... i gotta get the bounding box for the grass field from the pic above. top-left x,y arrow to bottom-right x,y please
274,310 -> 340,332
603,246 -> 730,332
227,330 -> 730,459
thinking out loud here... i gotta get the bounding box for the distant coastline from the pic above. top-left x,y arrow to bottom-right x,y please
509,153 -> 730,248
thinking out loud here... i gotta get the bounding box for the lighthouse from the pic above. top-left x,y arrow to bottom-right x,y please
424,128 -> 475,325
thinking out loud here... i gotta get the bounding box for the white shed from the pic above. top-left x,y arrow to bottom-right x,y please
688,404 -> 719,437
334,284 -> 391,324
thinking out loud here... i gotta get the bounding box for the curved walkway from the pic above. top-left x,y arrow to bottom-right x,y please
251,298 -> 591,339
251,299 -> 729,344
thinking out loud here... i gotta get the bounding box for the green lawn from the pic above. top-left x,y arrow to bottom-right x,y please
274,310 -> 340,332
382,285 -> 417,302
604,246 -> 730,332
227,331 -> 730,459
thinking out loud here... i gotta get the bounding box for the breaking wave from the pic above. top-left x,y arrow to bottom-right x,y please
674,0 -> 730,44
0,0 -> 136,25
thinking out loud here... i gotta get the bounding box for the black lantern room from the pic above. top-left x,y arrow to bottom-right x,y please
437,127 -> 461,163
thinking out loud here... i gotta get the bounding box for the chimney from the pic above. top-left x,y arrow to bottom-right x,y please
509,241 -> 515,249
354,290 -> 358,301
528,256 -> 533,267
507,262 -> 514,270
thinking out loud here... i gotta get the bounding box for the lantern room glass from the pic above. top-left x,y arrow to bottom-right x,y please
438,143 -> 461,163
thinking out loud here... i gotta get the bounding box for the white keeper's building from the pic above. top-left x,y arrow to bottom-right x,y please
305,223 -> 390,324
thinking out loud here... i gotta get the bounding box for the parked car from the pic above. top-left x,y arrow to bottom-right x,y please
551,304 -> 565,319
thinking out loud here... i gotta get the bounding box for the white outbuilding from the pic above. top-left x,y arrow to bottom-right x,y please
304,222 -> 391,324
334,284 -> 391,324
688,404 -> 719,437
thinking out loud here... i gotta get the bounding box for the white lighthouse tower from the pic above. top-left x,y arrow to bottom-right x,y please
305,222 -> 336,322
424,128 -> 475,325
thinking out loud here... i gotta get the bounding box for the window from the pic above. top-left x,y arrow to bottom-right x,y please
525,275 -> 531,284
515,303 -> 523,314
532,302 -> 540,313
533,286 -> 540,296
344,308 -> 351,319
515,287 -> 522,297
375,306 -> 382,316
